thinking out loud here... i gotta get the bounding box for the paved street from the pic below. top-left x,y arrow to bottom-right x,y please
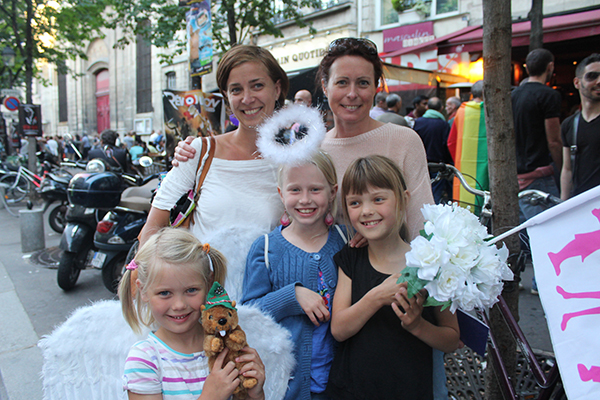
0,201 -> 113,400
0,199 -> 551,399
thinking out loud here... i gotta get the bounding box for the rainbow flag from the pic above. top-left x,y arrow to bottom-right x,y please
447,101 -> 488,215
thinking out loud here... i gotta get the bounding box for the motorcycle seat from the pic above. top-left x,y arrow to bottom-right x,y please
118,178 -> 158,213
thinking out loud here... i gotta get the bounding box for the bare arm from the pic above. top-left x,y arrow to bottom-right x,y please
560,146 -> 573,200
545,117 -> 563,173
128,392 -> 162,400
138,207 -> 170,246
330,268 -> 404,342
392,288 -> 460,353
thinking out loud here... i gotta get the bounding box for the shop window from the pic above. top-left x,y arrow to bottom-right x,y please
166,72 -> 176,89
58,72 -> 68,122
136,21 -> 153,114
380,0 -> 458,27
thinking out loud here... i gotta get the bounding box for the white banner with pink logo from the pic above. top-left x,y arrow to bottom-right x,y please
520,185 -> 600,399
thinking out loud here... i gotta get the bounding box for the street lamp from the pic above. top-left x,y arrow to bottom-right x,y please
2,46 -> 15,88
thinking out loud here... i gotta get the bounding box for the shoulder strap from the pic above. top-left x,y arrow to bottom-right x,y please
264,234 -> 270,269
181,136 -> 216,228
194,136 -> 216,201
334,224 -> 348,244
570,112 -> 580,179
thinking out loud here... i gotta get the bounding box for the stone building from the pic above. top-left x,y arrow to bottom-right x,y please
29,0 -> 600,139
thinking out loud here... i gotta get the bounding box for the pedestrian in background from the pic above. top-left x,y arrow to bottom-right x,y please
560,53 -> 600,199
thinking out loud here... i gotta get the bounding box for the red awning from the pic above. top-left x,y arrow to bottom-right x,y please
379,26 -> 480,58
437,9 -> 600,55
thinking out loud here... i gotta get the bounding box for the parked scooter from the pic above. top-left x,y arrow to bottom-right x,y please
56,157 -> 154,291
94,175 -> 158,293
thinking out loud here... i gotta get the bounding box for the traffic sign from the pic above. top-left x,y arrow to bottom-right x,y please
3,96 -> 20,111
1,89 -> 21,97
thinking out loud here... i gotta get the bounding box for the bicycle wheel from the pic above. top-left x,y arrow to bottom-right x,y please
0,173 -> 31,204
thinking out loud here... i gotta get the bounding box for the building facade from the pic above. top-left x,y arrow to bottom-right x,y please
28,0 -> 600,139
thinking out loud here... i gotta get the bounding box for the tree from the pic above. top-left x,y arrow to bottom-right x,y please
106,0 -> 321,59
482,0 -> 521,399
528,0 -> 544,51
0,0 -> 111,101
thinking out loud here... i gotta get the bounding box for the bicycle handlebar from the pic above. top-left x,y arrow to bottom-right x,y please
428,162 -> 489,199
518,189 -> 562,206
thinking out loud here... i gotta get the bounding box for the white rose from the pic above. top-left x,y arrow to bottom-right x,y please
406,236 -> 450,281
425,263 -> 466,303
455,279 -> 484,312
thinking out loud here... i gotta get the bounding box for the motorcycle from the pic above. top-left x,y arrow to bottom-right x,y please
38,168 -> 74,233
56,157 -> 154,291
94,174 -> 159,293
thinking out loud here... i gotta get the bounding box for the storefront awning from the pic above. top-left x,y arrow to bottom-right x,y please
380,26 -> 480,58
382,63 -> 469,88
437,8 -> 600,55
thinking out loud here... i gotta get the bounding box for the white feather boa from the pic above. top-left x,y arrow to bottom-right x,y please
257,105 -> 326,166
38,300 -> 294,400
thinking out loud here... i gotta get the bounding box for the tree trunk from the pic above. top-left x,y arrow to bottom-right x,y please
227,7 -> 237,47
528,0 -> 544,52
26,0 -> 36,177
482,0 -> 521,399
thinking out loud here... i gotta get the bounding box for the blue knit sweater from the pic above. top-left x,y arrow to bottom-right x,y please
241,225 -> 347,400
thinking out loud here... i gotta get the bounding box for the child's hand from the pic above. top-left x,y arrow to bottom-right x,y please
236,346 -> 266,400
295,286 -> 330,326
172,136 -> 195,167
392,287 -> 426,333
199,349 -> 239,400
374,273 -> 405,307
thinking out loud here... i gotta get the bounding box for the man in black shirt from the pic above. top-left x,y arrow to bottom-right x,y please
560,53 -> 600,199
512,49 -> 562,294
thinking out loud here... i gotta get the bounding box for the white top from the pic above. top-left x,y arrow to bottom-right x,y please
320,123 -> 434,241
152,137 -> 284,300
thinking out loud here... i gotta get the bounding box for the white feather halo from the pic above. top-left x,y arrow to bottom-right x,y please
257,104 -> 326,166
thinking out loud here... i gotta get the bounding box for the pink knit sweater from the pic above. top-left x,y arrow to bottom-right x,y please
320,123 -> 434,240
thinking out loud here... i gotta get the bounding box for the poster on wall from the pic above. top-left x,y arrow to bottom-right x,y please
162,89 -> 225,139
18,104 -> 43,136
186,0 -> 213,77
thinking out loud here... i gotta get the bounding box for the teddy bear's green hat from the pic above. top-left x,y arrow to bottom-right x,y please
204,281 -> 236,311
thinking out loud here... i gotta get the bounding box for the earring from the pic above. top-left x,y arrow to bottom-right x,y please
325,211 -> 334,226
280,211 -> 291,226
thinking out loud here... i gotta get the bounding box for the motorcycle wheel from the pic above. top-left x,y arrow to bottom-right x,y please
57,244 -> 92,291
102,252 -> 128,294
49,204 -> 68,233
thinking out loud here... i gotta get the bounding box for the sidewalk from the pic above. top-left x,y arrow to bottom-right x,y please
0,260 -> 44,400
0,201 -> 112,400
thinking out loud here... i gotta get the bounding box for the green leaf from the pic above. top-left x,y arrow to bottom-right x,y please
396,266 -> 428,299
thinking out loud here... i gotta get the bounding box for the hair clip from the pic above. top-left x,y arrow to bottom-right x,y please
202,243 -> 210,253
126,260 -> 139,271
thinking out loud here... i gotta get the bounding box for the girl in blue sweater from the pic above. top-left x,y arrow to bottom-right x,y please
241,151 -> 346,400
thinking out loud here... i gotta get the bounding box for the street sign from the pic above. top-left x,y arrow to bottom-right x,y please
1,89 -> 21,97
3,96 -> 20,111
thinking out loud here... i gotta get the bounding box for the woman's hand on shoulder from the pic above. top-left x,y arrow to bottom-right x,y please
237,346 -> 266,400
295,286 -> 330,326
348,232 -> 368,248
392,287 -> 426,333
172,136 -> 196,167
199,349 -> 240,400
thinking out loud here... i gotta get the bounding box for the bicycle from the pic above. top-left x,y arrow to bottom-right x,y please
428,162 -> 566,400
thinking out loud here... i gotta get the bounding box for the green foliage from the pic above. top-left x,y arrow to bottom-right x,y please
391,0 -> 431,17
108,0 -> 321,56
0,0 -> 112,87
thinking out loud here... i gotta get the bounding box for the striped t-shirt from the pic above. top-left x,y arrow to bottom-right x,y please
123,332 -> 209,399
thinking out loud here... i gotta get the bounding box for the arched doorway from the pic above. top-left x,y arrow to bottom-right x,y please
96,69 -> 110,133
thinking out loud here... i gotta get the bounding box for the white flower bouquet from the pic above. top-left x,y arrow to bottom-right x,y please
398,203 -> 514,313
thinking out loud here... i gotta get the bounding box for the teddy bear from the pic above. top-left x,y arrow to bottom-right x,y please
201,282 -> 258,399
